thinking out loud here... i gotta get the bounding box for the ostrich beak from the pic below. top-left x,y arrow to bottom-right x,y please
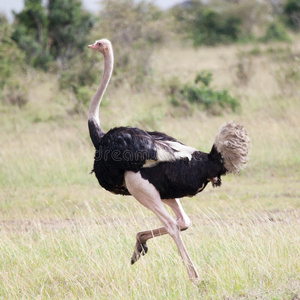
88,44 -> 97,49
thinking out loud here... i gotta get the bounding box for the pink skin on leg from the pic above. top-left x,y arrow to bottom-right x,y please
124,171 -> 199,282
131,198 -> 191,264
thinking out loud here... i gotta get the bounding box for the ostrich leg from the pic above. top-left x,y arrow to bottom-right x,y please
125,171 -> 199,282
131,198 -> 191,264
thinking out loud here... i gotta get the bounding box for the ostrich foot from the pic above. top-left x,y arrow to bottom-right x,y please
131,241 -> 148,264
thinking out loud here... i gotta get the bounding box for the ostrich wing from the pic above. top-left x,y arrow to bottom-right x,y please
98,127 -> 197,171
147,131 -> 197,163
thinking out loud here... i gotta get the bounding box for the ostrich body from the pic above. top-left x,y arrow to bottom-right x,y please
88,39 -> 250,282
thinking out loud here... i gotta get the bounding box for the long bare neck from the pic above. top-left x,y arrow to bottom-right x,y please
88,49 -> 114,129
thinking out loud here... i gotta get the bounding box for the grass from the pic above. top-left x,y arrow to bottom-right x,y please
0,198 -> 299,298
0,38 -> 300,298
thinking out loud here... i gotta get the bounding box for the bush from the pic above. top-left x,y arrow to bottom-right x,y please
283,0 -> 300,31
168,71 -> 240,115
0,17 -> 28,107
171,2 -> 243,46
194,9 -> 241,46
195,70 -> 212,86
261,22 -> 291,42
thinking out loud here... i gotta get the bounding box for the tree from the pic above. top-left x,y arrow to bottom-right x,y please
48,0 -> 94,69
284,0 -> 300,31
12,0 -> 51,69
12,0 -> 94,69
0,16 -> 28,106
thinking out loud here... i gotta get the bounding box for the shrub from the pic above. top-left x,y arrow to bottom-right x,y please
0,17 -> 28,107
283,0 -> 300,31
171,2 -> 243,46
195,70 -> 212,86
168,71 -> 240,115
261,22 -> 291,42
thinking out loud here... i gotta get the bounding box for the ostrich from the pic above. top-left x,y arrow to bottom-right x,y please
87,39 -> 250,282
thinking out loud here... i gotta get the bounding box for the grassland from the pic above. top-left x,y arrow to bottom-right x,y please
0,38 -> 299,299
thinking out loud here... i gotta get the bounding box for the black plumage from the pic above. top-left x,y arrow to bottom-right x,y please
140,148 -> 226,199
90,124 -> 226,198
92,126 -> 157,195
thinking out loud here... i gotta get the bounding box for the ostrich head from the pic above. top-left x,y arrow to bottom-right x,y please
88,39 -> 112,55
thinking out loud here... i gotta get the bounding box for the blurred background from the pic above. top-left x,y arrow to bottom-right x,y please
0,0 -> 299,298
0,0 -> 299,112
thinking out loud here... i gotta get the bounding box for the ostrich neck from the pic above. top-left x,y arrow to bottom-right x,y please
88,50 -> 114,126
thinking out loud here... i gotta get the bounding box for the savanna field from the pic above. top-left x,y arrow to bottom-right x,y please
1,19 -> 300,300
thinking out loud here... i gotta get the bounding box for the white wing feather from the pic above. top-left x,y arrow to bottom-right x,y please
143,140 -> 197,168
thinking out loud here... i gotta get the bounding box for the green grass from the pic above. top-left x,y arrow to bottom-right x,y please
0,38 -> 300,298
0,196 -> 299,298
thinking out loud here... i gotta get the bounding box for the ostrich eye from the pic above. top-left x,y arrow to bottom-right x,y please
98,42 -> 102,46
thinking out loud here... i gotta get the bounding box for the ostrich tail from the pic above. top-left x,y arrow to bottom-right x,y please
213,121 -> 250,173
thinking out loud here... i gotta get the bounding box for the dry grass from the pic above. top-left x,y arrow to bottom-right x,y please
0,38 -> 299,298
